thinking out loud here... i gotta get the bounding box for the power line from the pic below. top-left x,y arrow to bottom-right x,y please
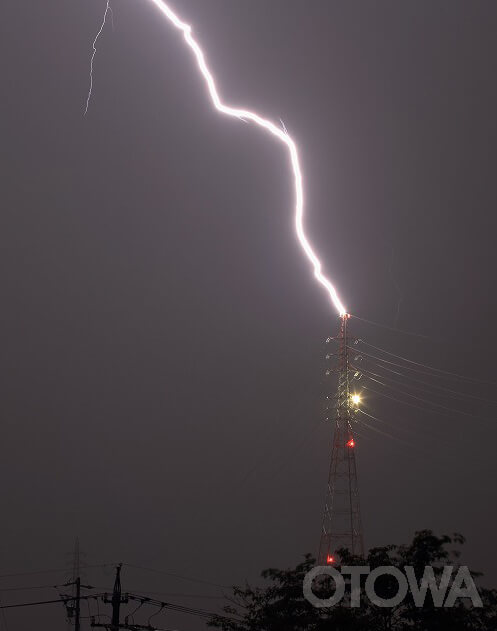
356,339 -> 496,385
0,568 -> 70,581
0,585 -> 58,593
358,361 -> 497,405
357,365 -> 491,410
123,565 -> 228,590
355,411 -> 460,470
361,383 -> 487,427
350,346 -> 453,379
0,594 -> 104,610
356,413 -> 413,447
86,586 -> 225,600
360,372 -> 492,422
0,564 -> 116,581
354,404 -> 444,441
350,344 -> 493,386
128,590 -> 225,601
350,314 -> 430,339
127,593 -> 228,623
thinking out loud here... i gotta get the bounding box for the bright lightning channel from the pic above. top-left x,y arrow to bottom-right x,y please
87,0 -> 347,316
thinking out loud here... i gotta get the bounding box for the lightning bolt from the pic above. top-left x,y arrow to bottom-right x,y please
87,0 -> 347,315
84,0 -> 112,116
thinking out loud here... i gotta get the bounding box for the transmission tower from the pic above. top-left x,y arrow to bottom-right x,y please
70,537 -> 81,589
318,313 -> 364,564
64,537 -> 84,631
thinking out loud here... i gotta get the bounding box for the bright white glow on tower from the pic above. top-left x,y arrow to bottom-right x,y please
351,394 -> 361,406
116,1 -> 347,314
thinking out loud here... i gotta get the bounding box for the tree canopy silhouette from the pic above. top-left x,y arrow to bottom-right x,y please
209,530 -> 497,630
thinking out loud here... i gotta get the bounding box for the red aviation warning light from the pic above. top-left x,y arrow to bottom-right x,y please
347,438 -> 356,448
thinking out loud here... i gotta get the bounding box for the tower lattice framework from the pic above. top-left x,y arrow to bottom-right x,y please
318,314 -> 364,564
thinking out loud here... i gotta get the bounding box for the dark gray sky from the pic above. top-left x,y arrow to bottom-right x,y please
1,1 -> 496,629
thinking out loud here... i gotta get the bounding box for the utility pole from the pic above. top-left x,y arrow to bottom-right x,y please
92,564 -> 129,631
62,575 -> 93,630
63,537 -> 85,631
57,562 -> 213,630
109,564 -> 124,630
318,313 -> 364,564
75,577 -> 81,631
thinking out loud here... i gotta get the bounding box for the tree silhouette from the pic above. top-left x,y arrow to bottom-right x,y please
209,530 -> 497,630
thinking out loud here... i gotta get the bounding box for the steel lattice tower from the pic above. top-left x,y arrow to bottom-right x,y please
318,314 -> 364,564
